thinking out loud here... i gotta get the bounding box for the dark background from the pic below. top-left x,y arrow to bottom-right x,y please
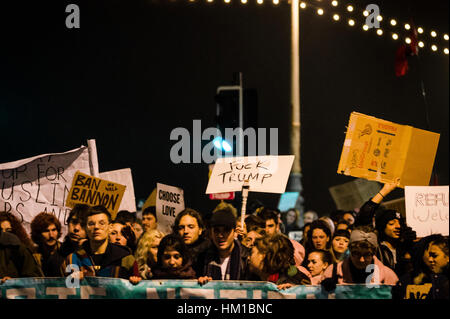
1,0 -> 448,217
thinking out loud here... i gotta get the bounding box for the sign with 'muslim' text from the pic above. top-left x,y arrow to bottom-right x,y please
0,146 -> 95,235
156,182 -> 185,234
206,155 -> 294,194
65,171 -> 126,219
405,186 -> 449,237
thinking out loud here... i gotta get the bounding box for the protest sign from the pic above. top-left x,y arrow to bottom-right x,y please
1,278 -> 393,299
66,171 -> 126,220
0,145 -> 96,234
337,112 -> 440,188
156,183 -> 185,234
329,178 -> 381,211
99,168 -> 136,213
208,164 -> 235,200
206,155 -> 295,194
278,192 -> 300,212
405,186 -> 449,237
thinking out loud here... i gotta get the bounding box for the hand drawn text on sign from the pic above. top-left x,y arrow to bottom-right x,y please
66,171 -> 126,217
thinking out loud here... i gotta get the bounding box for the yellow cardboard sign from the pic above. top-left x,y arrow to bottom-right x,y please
65,171 -> 126,219
337,112 -> 440,188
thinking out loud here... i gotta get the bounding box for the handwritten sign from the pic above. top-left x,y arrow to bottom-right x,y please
405,186 -> 449,237
66,171 -> 126,219
208,164 -> 235,200
337,112 -> 440,188
99,168 -> 136,213
156,183 -> 185,234
206,155 -> 294,194
0,146 -> 95,234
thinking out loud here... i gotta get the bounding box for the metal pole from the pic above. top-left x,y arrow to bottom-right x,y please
287,0 -> 305,219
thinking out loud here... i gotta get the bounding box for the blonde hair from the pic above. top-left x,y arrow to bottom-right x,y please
135,229 -> 165,268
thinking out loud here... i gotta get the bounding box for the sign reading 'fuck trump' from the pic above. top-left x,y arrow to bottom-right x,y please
206,155 -> 294,194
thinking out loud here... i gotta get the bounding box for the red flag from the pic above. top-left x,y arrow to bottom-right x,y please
395,22 -> 419,77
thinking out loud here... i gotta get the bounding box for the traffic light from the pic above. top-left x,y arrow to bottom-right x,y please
214,84 -> 258,156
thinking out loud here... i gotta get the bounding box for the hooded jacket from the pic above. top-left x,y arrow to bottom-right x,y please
0,231 -> 43,278
322,255 -> 399,285
64,240 -> 139,279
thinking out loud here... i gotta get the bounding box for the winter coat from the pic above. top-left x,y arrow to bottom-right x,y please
322,255 -> 399,285
196,239 -> 250,280
152,260 -> 197,280
64,241 -> 139,279
0,231 -> 44,278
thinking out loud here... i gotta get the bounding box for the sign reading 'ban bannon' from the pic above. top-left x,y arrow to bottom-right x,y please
66,171 -> 126,218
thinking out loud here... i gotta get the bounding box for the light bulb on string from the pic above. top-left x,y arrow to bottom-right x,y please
377,29 -> 383,36
333,14 -> 340,21
390,19 -> 397,26
348,19 -> 355,26
392,33 -> 398,40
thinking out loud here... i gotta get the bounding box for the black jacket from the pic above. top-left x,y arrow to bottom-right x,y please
0,231 -> 43,278
196,239 -> 250,280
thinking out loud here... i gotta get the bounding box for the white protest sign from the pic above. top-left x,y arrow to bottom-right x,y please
99,168 -> 136,213
156,183 -> 185,234
405,186 -> 449,237
205,155 -> 295,194
0,146 -> 97,235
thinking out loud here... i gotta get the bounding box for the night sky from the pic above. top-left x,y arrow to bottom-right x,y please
1,0 -> 448,217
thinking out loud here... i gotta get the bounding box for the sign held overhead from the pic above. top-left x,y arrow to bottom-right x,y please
206,155 -> 294,194
337,112 -> 440,188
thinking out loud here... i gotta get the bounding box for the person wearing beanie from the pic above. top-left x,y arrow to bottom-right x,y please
375,208 -> 416,277
197,209 -> 250,284
321,225 -> 399,290
331,229 -> 351,262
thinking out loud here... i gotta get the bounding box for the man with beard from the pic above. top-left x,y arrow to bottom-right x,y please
30,212 -> 63,276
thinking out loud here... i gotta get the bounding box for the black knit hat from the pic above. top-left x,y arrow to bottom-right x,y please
209,209 -> 236,229
375,209 -> 401,234
333,229 -> 351,240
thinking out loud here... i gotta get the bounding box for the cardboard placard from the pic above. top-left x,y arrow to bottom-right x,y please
405,186 -> 449,237
66,171 -> 126,219
156,183 -> 185,234
208,164 -> 235,200
337,112 -> 440,188
329,178 -> 382,211
206,155 -> 295,194
99,168 -> 136,213
0,146 -> 96,234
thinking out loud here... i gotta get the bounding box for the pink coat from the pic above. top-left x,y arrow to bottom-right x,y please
321,255 -> 399,285
290,239 -> 305,266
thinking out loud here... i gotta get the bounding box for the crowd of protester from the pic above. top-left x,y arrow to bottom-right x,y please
0,178 -> 448,299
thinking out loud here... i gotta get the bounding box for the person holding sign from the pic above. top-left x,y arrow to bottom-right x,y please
197,208 -> 250,284
354,178 -> 401,227
64,205 -> 141,284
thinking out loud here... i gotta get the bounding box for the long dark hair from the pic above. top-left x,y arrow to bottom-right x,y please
253,233 -> 294,275
156,234 -> 191,268
0,211 -> 36,251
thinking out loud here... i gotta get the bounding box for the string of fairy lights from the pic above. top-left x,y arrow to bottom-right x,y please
182,0 -> 449,56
